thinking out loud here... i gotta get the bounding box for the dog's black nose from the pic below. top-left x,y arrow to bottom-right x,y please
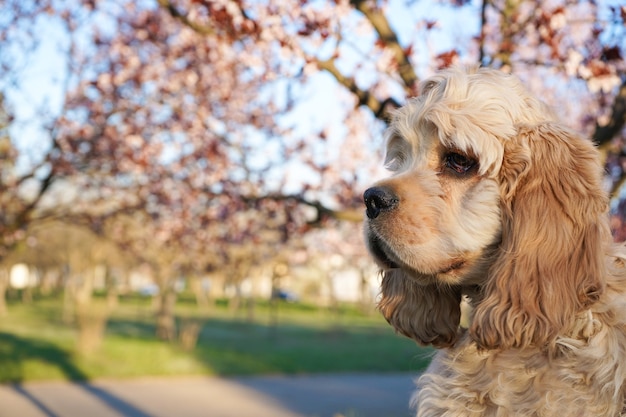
363,187 -> 399,219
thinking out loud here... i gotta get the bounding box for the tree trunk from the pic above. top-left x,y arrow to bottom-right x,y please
228,283 -> 242,314
74,268 -> 109,355
76,302 -> 107,355
358,269 -> 373,315
21,286 -> 33,304
104,266 -> 119,310
179,319 -> 201,350
156,289 -> 177,341
62,270 -> 76,324
0,268 -> 8,316
40,268 -> 58,295
189,276 -> 210,310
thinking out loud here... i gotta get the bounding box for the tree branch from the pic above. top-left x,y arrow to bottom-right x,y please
592,78 -> 626,146
241,192 -> 363,224
16,168 -> 55,226
156,0 -> 216,36
350,0 -> 418,93
478,0 -> 489,65
611,173 -> 626,198
316,57 -> 399,121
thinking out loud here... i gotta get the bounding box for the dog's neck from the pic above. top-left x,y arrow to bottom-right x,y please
461,285 -> 600,353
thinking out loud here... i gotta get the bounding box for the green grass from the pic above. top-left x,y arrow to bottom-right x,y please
0,293 -> 433,383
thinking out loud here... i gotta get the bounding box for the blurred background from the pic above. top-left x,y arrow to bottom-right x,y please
0,0 -> 625,415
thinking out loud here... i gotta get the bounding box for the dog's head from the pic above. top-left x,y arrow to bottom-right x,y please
364,67 -> 609,349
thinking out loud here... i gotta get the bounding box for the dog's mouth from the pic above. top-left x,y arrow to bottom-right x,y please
437,259 -> 466,275
368,235 -> 400,269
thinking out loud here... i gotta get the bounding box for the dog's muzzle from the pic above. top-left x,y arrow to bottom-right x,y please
363,186 -> 399,219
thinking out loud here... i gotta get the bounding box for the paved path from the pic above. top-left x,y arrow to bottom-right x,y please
0,374 -> 416,417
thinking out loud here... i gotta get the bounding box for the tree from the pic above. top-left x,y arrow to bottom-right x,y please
7,220 -> 131,352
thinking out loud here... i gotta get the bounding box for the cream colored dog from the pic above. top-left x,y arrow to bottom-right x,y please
364,66 -> 626,416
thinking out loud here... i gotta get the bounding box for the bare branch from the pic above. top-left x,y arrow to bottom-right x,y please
611,174 -> 626,199
241,192 -> 363,225
350,0 -> 418,92
316,57 -> 399,121
156,0 -> 215,36
479,0 -> 489,65
592,78 -> 626,146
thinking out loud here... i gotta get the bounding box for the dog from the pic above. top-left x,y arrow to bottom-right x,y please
363,66 -> 626,416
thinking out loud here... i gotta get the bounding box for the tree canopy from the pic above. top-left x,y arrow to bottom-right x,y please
0,0 -> 624,272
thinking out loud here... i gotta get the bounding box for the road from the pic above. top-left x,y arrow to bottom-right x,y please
0,373 -> 416,417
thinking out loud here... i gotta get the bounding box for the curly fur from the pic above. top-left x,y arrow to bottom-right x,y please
363,66 -> 626,416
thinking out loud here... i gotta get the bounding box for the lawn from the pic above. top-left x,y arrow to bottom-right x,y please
0,293 -> 433,382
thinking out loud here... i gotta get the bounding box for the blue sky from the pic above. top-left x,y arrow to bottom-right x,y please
3,14 -> 69,173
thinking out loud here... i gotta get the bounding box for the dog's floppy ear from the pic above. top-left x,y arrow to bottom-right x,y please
378,269 -> 462,348
470,122 -> 608,349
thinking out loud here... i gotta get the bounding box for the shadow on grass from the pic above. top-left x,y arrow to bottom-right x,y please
106,318 -> 156,339
3,297 -> 432,378
187,316 -> 432,376
0,332 -> 87,383
101,314 -> 430,377
0,332 -> 156,417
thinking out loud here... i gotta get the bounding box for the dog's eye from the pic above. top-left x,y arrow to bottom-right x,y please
444,152 -> 477,175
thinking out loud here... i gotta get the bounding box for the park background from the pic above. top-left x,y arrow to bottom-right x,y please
0,0 -> 625,396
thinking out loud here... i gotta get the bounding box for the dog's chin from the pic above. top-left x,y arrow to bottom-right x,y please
368,235 -> 471,285
400,259 -> 470,285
